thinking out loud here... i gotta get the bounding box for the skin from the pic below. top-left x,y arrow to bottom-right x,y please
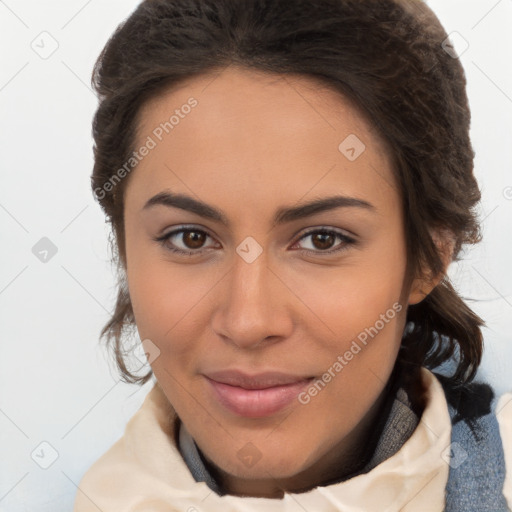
123,65 -> 445,498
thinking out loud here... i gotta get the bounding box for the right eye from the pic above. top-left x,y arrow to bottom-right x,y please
154,226 -> 219,255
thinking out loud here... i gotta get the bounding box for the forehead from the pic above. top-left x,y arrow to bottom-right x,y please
129,65 -> 399,212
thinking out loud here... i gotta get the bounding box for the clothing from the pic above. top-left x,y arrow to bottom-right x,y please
73,369 -> 512,511
439,374 -> 510,510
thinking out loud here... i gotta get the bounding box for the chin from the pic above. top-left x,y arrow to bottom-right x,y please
205,440 -> 314,481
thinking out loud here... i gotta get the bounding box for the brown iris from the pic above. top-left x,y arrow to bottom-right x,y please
310,232 -> 336,251
183,230 -> 206,249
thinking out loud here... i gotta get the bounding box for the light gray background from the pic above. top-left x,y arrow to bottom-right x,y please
1,0 -> 511,510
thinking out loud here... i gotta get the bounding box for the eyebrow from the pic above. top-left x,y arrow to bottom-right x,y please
143,190 -> 375,227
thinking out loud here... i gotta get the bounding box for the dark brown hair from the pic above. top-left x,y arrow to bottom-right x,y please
91,0 -> 484,385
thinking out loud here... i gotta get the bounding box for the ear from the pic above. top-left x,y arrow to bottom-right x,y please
407,228 -> 455,306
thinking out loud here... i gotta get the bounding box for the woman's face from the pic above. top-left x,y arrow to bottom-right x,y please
123,66 -> 427,496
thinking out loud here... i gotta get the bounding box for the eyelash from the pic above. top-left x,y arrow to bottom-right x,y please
153,225 -> 356,257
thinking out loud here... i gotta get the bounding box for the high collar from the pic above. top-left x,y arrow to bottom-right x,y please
74,368 -> 453,511
177,377 -> 421,495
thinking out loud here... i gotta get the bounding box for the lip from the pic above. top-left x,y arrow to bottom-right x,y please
203,370 -> 314,418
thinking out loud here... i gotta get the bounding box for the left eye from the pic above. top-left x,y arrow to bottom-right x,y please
293,229 -> 356,254
154,227 -> 356,256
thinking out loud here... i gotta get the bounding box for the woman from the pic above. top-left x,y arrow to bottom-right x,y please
74,0 -> 512,510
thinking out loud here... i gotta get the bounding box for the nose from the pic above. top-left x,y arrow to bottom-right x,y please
211,248 -> 294,350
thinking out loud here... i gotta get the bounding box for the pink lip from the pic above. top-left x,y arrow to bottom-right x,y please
204,370 -> 314,418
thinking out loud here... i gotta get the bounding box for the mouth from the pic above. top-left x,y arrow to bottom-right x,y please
203,370 -> 315,418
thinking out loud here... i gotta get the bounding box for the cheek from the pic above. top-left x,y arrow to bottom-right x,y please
288,255 -> 406,344
125,241 -> 186,338
125,251 -> 224,366
296,293 -> 405,446
298,250 -> 407,421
